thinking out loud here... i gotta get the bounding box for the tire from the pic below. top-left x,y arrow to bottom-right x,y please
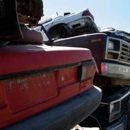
59,25 -> 72,38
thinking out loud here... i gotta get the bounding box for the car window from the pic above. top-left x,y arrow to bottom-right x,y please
39,17 -> 52,24
34,25 -> 52,45
41,29 -> 50,42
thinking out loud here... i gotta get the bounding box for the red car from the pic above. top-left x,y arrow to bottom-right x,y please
0,1 -> 102,129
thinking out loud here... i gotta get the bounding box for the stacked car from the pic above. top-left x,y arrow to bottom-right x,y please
39,9 -> 99,40
40,8 -> 130,130
0,0 -> 102,130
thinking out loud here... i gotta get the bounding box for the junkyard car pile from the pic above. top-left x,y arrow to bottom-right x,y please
0,0 -> 102,130
40,8 -> 130,130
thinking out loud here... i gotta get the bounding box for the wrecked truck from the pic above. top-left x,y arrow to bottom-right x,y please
52,27 -> 130,130
0,0 -> 102,130
40,7 -> 130,130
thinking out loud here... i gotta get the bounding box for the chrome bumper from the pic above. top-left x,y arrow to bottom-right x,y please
101,62 -> 130,79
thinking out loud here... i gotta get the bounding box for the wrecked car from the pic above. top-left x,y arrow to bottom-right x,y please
39,9 -> 99,39
0,1 -> 102,130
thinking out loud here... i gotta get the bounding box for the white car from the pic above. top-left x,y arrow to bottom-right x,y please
39,9 -> 99,39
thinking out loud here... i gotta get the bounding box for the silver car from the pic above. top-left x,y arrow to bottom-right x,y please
39,9 -> 99,39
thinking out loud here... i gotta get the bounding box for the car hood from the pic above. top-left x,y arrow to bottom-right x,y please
101,30 -> 130,42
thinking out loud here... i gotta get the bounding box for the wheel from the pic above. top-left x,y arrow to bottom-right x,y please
49,24 -> 72,40
59,25 -> 72,38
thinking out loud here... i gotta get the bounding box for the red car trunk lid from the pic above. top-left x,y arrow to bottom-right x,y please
0,44 -> 93,128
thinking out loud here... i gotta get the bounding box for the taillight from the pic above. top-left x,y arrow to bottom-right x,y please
82,10 -> 94,20
101,63 -> 107,75
79,61 -> 96,82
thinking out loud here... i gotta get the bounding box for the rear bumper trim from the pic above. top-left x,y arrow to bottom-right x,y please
4,86 -> 102,130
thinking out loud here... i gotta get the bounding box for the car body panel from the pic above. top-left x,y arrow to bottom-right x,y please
39,9 -> 97,35
0,44 -> 92,75
53,33 -> 107,70
3,86 -> 102,130
40,9 -> 90,30
0,43 -> 98,129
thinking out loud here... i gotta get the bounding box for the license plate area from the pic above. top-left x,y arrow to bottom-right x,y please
2,71 -> 58,113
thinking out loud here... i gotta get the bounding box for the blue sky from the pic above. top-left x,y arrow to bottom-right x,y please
43,0 -> 130,32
